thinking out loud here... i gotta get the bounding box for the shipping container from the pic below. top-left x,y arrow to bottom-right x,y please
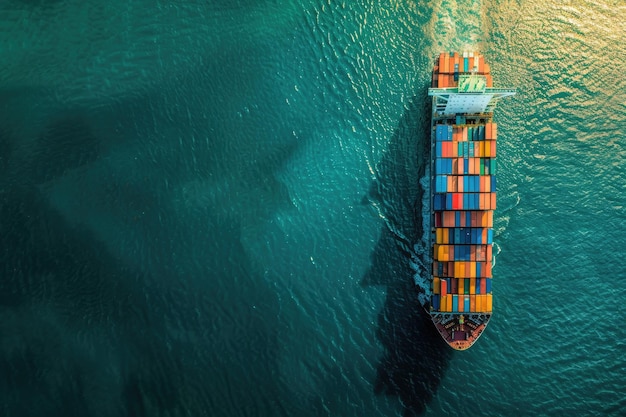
432,294 -> 441,311
434,277 -> 441,294
485,294 -> 493,312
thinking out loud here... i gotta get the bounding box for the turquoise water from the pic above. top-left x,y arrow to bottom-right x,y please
0,1 -> 625,416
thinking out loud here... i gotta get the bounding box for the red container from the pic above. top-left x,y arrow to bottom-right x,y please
450,277 -> 458,294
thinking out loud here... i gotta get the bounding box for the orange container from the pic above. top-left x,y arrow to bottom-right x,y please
479,277 -> 487,294
491,193 -> 497,210
485,123 -> 493,140
492,123 -> 498,139
486,294 -> 493,311
443,54 -> 450,74
458,276 -> 465,293
478,245 -> 487,262
470,295 -> 477,312
491,140 -> 496,157
446,295 -> 453,311
442,211 -> 452,227
469,278 -> 476,294
440,278 -> 448,296
478,56 -> 484,73
434,277 -> 441,294
458,293 -> 465,312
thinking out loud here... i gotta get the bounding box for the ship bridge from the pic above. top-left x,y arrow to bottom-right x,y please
429,75 -> 516,116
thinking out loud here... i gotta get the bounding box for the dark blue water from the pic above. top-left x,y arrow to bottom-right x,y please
1,1 -> 625,416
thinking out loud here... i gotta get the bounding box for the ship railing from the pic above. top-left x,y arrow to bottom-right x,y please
428,87 -> 517,95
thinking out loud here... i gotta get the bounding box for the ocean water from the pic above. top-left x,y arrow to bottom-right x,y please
0,0 -> 625,416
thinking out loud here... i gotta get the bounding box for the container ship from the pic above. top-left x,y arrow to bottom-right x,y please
427,52 -> 515,350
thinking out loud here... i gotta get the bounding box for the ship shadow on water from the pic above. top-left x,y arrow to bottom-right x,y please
361,93 -> 452,417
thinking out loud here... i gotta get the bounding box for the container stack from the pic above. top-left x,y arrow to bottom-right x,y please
431,51 -> 493,88
431,122 -> 497,314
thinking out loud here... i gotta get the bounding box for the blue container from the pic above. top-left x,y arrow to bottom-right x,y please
464,57 -> 469,72
447,125 -> 453,141
487,229 -> 493,244
476,262 -> 482,277
464,296 -> 471,311
452,295 -> 458,312
486,278 -> 492,293
478,125 -> 485,140
491,176 -> 497,192
435,175 -> 446,192
469,142 -> 475,157
433,194 -> 441,210
436,125 -> 444,141
476,278 -> 482,294
432,294 -> 441,311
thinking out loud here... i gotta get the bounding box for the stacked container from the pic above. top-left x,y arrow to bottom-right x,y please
431,51 -> 493,88
431,122 -> 497,314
